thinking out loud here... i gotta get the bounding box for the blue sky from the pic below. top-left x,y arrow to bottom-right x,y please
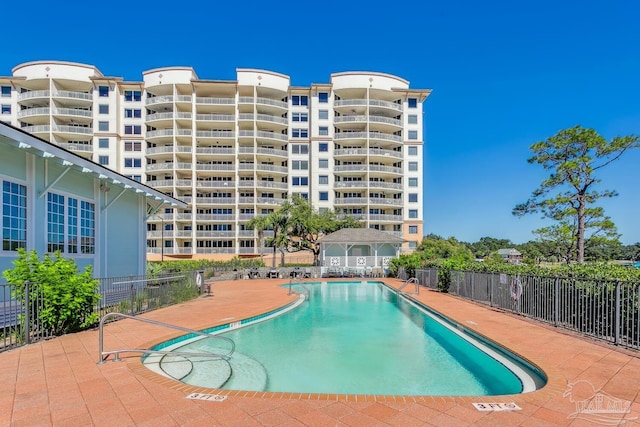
2,0 -> 639,244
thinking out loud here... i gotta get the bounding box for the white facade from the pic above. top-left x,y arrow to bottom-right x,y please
0,61 -> 431,260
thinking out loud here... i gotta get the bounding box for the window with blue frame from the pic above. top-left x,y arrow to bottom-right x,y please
2,180 -> 27,251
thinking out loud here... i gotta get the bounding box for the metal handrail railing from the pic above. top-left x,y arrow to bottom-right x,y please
97,312 -> 235,364
398,277 -> 420,295
288,280 -> 311,300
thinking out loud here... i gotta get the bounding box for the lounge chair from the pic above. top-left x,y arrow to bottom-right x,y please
303,268 -> 312,278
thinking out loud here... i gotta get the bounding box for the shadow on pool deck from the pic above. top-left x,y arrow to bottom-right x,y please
1,277 -> 639,426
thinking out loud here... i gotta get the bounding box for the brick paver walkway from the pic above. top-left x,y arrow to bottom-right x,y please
1,278 -> 639,426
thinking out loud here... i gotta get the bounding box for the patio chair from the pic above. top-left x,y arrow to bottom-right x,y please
303,268 -> 312,278
268,269 -> 280,279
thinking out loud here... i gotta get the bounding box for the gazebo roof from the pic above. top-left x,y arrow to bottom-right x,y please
318,228 -> 405,244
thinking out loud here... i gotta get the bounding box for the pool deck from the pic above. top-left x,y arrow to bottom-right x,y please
1,277 -> 639,426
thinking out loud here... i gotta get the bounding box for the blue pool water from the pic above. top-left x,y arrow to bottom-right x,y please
149,281 -> 544,395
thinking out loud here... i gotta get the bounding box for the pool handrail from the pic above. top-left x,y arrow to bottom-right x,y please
287,280 -> 311,300
398,277 -> 420,295
97,312 -> 235,364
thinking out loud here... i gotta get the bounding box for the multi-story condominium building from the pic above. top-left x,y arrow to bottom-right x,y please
1,61 -> 431,261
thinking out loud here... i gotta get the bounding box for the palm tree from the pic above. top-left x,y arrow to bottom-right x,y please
247,215 -> 270,265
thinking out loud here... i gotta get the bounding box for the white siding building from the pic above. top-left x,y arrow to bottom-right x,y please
0,61 -> 431,261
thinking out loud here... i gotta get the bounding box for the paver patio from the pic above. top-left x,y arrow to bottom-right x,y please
1,277 -> 639,426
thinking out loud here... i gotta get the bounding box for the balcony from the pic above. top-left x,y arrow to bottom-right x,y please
239,113 -> 288,125
195,247 -> 236,254
196,113 -> 235,122
256,147 -> 288,158
368,214 -> 403,222
335,132 -> 402,143
146,180 -> 176,189
195,231 -> 235,238
145,95 -> 174,107
195,164 -> 234,172
195,130 -> 235,139
17,90 -> 50,102
17,107 -> 50,120
195,214 -> 235,222
195,97 -> 235,105
368,165 -> 403,175
146,163 -> 178,172
255,181 -> 288,190
237,180 -> 255,188
368,198 -> 403,207
195,180 -> 235,189
147,146 -> 193,155
238,97 -> 287,109
195,147 -> 234,155
334,197 -> 367,205
368,181 -> 403,191
21,125 -> 51,135
334,99 -> 403,112
56,108 -> 93,120
58,142 -> 93,152
238,130 -> 288,142
54,90 -> 92,102
255,164 -> 288,174
53,125 -> 93,136
195,197 -> 235,205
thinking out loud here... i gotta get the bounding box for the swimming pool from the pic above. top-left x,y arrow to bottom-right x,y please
145,281 -> 546,396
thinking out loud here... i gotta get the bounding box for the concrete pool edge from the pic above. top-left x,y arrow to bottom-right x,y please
125,278 -> 567,402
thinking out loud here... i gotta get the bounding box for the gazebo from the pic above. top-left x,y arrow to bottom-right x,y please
318,228 -> 405,277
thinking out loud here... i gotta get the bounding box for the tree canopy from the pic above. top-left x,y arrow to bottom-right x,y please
513,125 -> 639,263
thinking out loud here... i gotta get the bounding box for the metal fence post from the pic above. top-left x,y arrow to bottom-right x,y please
489,273 -> 493,307
129,275 -> 135,316
23,281 -> 30,345
615,280 -> 621,346
554,277 -> 559,327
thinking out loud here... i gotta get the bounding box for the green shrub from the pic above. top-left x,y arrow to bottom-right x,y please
3,249 -> 100,335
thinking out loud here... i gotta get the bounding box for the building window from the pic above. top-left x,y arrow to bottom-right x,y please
2,180 -> 27,251
408,130 -> 418,140
125,108 -> 142,118
408,177 -> 418,187
319,126 -> 329,136
408,193 -> 418,203
292,160 -> 308,170
98,138 -> 109,149
47,193 -> 94,254
408,146 -> 418,156
292,128 -> 308,138
318,159 -> 328,169
319,175 -> 328,185
408,226 -> 418,234
124,141 -> 142,151
98,121 -> 109,131
408,98 -> 417,108
318,92 -> 329,103
408,162 -> 418,171
292,95 -> 308,106
318,110 -> 328,120
98,155 -> 109,166
98,104 -> 109,114
319,191 -> 329,201
124,90 -> 142,102
408,114 -> 418,124
408,241 -> 418,250
292,177 -> 308,186
291,144 -> 308,154
124,158 -> 142,168
318,142 -> 329,152
98,86 -> 109,97
1,86 -> 11,97
127,175 -> 142,182
47,193 -> 65,252
408,209 -> 418,219
1,105 -> 10,114
124,125 -> 142,135
292,112 -> 308,122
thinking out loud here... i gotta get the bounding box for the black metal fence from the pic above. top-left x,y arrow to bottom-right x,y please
416,268 -> 640,351
1,270 -> 203,353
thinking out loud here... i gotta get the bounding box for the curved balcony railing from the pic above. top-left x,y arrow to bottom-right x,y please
238,130 -> 288,142
147,112 -> 174,122
238,97 -> 287,109
145,95 -> 174,106
255,181 -> 287,190
17,107 -> 50,119
369,148 -> 403,159
56,108 -> 92,118
195,197 -> 235,205
368,214 -> 403,222
195,164 -> 234,172
195,130 -> 235,139
195,214 -> 235,222
255,164 -> 288,174
335,131 -> 402,142
146,163 -> 175,172
238,180 -> 255,188
255,197 -> 283,205
368,181 -> 403,190
256,147 -> 288,157
195,180 -> 236,188
195,97 -> 235,105
368,165 -> 403,175
196,113 -> 235,122
334,198 -> 367,205
195,230 -> 235,237
239,113 -> 288,125
334,148 -> 368,157
368,198 -> 403,206
195,147 -> 234,155
59,142 -> 93,152
55,90 -> 92,101
54,125 -> 93,135
17,90 -> 50,101
21,125 -> 51,134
